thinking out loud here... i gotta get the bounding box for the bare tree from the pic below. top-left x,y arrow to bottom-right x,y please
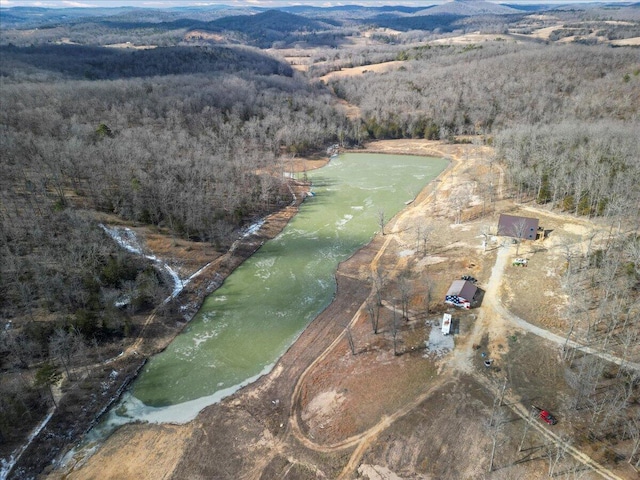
561,242 -> 578,278
371,266 -> 387,307
451,189 -> 471,225
397,271 -> 412,321
34,363 -> 61,407
345,325 -> 356,355
627,416 -> 640,468
565,356 -> 604,410
584,229 -> 599,262
545,437 -> 569,477
518,406 -> 538,453
366,299 -> 380,334
423,276 -> 432,315
415,225 -> 432,256
391,299 -> 399,356
49,328 -> 75,381
625,237 -> 640,278
510,218 -> 530,256
618,324 -> 639,374
488,407 -> 507,472
480,225 -> 492,252
377,209 -> 386,236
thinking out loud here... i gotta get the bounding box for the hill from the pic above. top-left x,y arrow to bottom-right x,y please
416,0 -> 522,16
0,44 -> 293,80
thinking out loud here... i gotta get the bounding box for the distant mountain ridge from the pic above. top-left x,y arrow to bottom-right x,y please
3,2 -> 638,48
206,9 -> 332,33
417,0 -> 522,16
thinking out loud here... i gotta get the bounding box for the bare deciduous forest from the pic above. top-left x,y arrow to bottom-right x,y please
1,2 -> 639,478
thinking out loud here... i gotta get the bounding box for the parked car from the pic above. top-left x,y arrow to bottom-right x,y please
461,275 -> 477,283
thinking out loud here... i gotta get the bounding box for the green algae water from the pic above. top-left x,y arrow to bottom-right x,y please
116,153 -> 446,422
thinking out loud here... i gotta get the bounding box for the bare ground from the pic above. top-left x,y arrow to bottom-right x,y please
48,140 -> 638,480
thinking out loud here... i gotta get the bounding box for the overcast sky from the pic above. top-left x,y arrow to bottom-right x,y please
0,0 -> 627,8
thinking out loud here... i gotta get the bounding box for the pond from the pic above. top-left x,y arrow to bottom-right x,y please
108,153 -> 447,425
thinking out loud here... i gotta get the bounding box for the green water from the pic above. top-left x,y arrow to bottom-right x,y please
132,153 -> 446,409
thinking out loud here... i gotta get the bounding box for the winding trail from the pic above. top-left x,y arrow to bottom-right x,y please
285,148 -> 461,465
497,383 -> 626,480
285,151 -> 459,452
484,244 -> 640,372
493,295 -> 640,371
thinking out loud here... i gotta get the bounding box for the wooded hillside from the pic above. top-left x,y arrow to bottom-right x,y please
0,43 -> 348,468
1,3 -> 639,478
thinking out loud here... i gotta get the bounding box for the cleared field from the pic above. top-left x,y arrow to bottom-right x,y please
319,60 -> 406,82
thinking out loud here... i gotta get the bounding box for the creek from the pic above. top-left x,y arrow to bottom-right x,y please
106,153 -> 447,426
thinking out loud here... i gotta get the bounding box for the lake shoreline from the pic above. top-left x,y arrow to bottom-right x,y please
42,142 -> 454,479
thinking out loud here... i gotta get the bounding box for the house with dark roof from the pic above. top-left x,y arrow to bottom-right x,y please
498,214 -> 539,240
445,280 -> 478,309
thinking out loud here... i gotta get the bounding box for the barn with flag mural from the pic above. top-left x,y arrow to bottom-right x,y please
444,279 -> 477,309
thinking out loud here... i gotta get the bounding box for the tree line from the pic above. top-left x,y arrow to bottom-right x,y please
323,40 -> 639,463
495,121 -> 640,222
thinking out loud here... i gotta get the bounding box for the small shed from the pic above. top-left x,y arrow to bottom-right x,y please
445,280 -> 477,309
498,214 -> 539,240
442,313 -> 452,335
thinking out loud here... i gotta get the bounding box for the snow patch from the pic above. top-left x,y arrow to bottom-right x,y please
185,261 -> 213,284
104,351 -> 124,365
1,410 -> 54,480
99,225 -> 144,255
242,220 -> 265,238
100,224 -> 211,307
163,264 -> 183,302
55,362 -> 278,473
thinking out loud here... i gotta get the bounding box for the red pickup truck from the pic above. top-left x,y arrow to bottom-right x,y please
533,406 -> 558,425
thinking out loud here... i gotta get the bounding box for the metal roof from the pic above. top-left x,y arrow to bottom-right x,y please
446,280 -> 477,300
498,214 -> 539,240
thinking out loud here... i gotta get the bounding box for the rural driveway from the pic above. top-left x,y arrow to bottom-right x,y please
487,244 -> 640,372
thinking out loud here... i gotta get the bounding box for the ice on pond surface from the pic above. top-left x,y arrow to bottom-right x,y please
126,154 -> 448,417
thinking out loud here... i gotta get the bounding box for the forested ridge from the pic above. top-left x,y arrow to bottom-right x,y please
0,42 -> 348,474
0,44 -> 293,80
329,43 -> 638,135
327,42 -> 640,223
1,4 -> 640,478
